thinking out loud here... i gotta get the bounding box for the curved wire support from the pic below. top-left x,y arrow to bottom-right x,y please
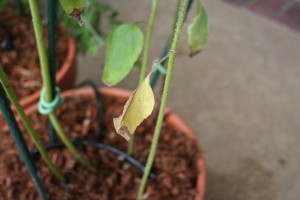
31,140 -> 156,179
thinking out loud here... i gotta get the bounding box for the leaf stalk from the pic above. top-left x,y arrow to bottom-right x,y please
28,0 -> 95,171
128,0 -> 160,156
137,0 -> 190,198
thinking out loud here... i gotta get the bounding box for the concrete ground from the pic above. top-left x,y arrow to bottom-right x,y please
77,0 -> 300,199
222,0 -> 300,33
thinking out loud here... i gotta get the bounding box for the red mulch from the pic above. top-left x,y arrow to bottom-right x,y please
0,93 -> 201,200
0,9 -> 68,99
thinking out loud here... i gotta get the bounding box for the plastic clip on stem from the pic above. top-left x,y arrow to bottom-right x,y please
38,87 -> 63,115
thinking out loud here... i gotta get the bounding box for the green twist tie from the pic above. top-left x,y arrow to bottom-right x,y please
155,63 -> 167,75
38,87 -> 63,115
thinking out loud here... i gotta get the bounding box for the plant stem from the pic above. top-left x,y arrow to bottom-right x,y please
0,85 -> 48,200
127,0 -> 160,155
139,0 -> 159,83
0,67 -> 65,182
28,0 -> 53,102
137,0 -> 190,199
49,113 -> 97,172
150,0 -> 194,87
28,0 -> 96,171
82,15 -> 104,45
149,0 -> 181,88
127,132 -> 135,155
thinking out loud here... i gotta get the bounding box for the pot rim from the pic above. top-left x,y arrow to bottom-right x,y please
23,86 -> 207,200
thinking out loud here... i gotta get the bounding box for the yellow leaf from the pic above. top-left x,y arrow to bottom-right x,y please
113,75 -> 155,141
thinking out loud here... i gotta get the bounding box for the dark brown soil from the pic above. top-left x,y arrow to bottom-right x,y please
0,93 -> 201,200
0,9 -> 68,99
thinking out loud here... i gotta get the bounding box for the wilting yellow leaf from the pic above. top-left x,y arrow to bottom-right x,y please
113,75 -> 155,141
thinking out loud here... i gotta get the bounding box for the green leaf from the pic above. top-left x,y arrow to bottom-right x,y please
102,24 -> 143,85
113,75 -> 155,141
187,0 -> 209,56
59,0 -> 85,23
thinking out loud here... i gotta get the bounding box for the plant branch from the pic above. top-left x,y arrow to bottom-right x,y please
28,0 -> 96,171
49,113 -> 97,172
150,0 -> 194,87
0,67 -> 65,182
128,0 -> 160,155
137,0 -> 190,199
82,15 -> 105,45
139,0 -> 159,83
28,0 -> 53,101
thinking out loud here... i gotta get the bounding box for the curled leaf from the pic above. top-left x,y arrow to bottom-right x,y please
187,0 -> 208,56
113,75 -> 154,141
102,24 -> 144,86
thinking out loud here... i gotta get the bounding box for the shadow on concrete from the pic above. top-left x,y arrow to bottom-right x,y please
206,158 -> 276,200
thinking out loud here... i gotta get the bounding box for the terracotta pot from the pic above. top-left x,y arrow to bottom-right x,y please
22,87 -> 207,199
0,37 -> 77,128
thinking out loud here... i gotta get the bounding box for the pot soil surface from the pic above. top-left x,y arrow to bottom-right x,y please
0,9 -> 68,99
0,93 -> 201,200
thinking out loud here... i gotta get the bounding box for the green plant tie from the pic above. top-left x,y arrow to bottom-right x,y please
38,87 -> 63,115
154,61 -> 167,75
157,63 -> 167,75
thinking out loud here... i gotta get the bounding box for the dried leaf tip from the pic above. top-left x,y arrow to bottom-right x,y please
71,8 -> 84,26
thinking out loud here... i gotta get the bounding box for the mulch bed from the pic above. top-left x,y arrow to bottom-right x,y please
0,9 -> 68,99
0,93 -> 201,199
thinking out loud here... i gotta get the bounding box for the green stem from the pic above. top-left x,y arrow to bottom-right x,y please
127,134 -> 135,155
0,67 -> 65,182
136,0 -> 189,199
139,0 -> 159,83
82,15 -> 104,45
28,0 -> 52,101
172,0 -> 182,39
49,113 -> 97,172
128,0 -> 160,155
28,0 -> 96,171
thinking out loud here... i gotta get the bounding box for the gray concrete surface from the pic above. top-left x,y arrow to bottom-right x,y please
77,0 -> 300,199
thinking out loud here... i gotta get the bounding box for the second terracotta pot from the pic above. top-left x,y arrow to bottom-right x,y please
0,37 -> 77,128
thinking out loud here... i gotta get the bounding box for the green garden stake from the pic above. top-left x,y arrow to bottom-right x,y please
47,0 -> 58,143
17,0 -> 24,15
0,85 -> 48,200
